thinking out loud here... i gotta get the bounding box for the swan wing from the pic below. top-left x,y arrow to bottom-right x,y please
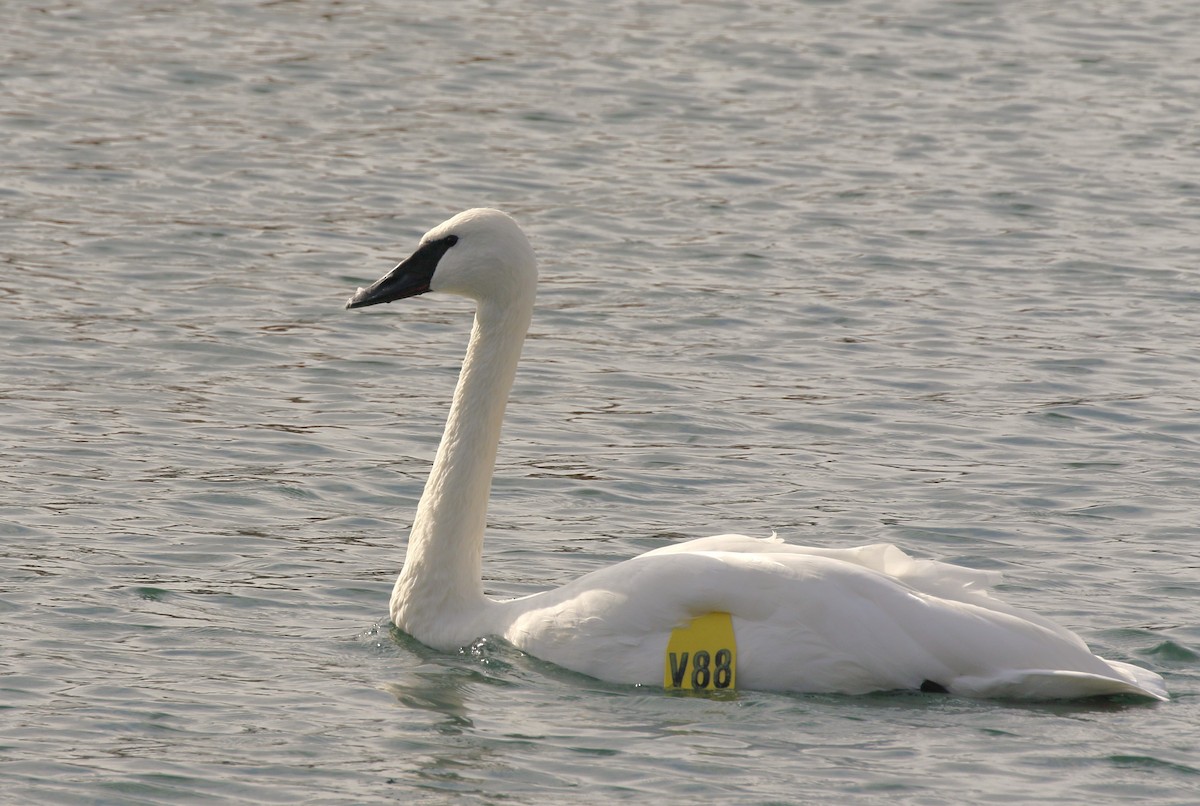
643,537 -> 1088,648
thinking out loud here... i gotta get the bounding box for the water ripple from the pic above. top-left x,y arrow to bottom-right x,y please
2,0 -> 1199,803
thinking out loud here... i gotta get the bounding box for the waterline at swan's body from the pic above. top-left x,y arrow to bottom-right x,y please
345,208 -> 1167,701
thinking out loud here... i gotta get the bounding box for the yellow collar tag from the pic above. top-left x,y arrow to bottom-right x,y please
664,612 -> 737,691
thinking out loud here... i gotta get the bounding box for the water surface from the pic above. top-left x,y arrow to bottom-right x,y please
3,0 -> 1198,803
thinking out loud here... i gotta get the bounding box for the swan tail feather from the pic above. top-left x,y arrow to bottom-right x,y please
953,666 -> 1168,701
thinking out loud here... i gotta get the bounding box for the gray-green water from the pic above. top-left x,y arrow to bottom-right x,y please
3,0 -> 1199,802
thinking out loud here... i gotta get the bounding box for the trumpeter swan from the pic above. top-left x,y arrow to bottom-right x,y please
345,208 -> 1167,701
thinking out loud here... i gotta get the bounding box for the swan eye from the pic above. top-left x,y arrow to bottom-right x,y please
442,235 -> 459,247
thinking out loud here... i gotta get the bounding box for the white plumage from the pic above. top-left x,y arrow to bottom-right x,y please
346,208 -> 1167,701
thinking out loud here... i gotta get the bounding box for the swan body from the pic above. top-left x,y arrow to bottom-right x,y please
346,208 -> 1167,701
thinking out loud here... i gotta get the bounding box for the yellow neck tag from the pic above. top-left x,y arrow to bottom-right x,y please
663,612 -> 737,691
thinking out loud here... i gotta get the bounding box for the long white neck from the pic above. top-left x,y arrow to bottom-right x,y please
390,294 -> 533,647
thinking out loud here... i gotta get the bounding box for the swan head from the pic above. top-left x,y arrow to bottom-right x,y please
345,208 -> 537,309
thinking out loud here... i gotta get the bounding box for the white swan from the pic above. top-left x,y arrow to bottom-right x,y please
346,208 -> 1168,701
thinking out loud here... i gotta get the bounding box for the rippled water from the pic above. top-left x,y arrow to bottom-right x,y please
3,0 -> 1199,802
